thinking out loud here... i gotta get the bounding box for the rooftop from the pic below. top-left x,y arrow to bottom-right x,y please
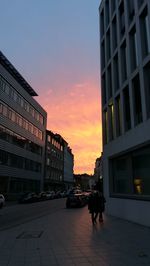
0,51 -> 38,96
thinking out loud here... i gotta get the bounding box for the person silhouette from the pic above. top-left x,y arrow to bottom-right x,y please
88,190 -> 106,224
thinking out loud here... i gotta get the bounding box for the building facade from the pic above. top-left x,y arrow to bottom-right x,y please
99,0 -> 150,226
94,155 -> 103,192
44,130 -> 64,191
63,142 -> 74,189
0,52 -> 47,199
94,156 -> 102,180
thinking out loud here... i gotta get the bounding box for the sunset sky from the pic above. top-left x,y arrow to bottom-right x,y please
0,0 -> 102,174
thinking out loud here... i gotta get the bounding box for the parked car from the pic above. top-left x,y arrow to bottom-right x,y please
60,191 -> 67,198
45,191 -> 55,200
18,192 -> 38,203
38,192 -> 47,201
0,194 -> 5,208
66,190 -> 87,208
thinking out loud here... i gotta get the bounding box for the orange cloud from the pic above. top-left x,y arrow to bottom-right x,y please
37,79 -> 102,174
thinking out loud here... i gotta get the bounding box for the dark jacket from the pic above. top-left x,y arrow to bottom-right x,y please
88,191 -> 106,213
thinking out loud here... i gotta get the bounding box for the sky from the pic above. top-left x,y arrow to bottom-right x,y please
0,0 -> 102,174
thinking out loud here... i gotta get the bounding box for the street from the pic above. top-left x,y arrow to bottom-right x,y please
0,198 -> 66,231
0,199 -> 150,265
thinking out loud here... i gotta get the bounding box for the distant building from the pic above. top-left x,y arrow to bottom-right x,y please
63,141 -> 74,189
99,0 -> 150,226
94,156 -> 102,180
44,130 -> 64,191
0,51 -> 47,199
45,131 -> 74,191
74,173 -> 92,190
94,155 -> 103,192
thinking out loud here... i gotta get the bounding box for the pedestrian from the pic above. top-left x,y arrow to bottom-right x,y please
96,191 -> 106,222
88,190 -> 106,224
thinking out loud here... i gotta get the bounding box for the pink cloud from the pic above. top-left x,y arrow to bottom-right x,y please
36,79 -> 102,174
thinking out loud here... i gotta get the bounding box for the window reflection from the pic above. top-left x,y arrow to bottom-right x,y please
0,101 -> 43,140
0,74 -> 44,125
0,125 -> 42,155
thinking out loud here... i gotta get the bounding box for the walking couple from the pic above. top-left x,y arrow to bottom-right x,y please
88,190 -> 106,224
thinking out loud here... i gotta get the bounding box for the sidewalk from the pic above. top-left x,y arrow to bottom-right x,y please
0,205 -> 150,266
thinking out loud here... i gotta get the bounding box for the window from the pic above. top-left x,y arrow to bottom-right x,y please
0,126 -> 7,141
100,9 -> 104,38
119,1 -> 125,39
107,64 -> 112,99
109,104 -> 114,140
2,105 -> 7,117
144,62 -> 150,118
101,40 -> 105,70
129,27 -> 138,72
140,8 -> 150,59
103,109 -> 108,144
121,41 -> 127,83
127,0 -> 135,25
137,0 -> 144,8
112,16 -> 117,52
132,75 -> 143,125
0,150 -> 8,165
111,155 -> 132,194
133,147 -> 150,195
123,86 -> 131,131
0,103 -> 2,114
115,95 -> 122,136
102,73 -> 106,105
0,77 -> 6,91
106,30 -> 111,62
113,54 -> 119,92
111,0 -> 116,15
111,145 -> 150,196
105,0 -> 110,28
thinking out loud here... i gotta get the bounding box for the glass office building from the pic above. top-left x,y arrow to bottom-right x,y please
0,52 -> 47,199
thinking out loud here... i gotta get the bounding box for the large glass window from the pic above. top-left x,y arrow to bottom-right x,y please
133,147 -> 150,195
111,145 -> 150,197
111,155 -> 132,194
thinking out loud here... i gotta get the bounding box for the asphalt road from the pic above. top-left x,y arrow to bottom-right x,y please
0,198 -> 66,231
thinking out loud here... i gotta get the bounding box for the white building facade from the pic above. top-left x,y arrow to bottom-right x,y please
99,0 -> 150,226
